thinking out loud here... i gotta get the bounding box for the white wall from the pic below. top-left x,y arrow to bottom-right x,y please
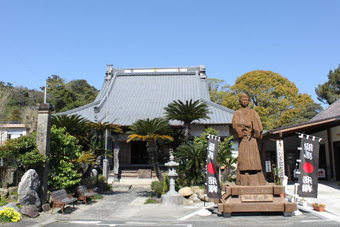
190,125 -> 230,137
0,126 -> 27,144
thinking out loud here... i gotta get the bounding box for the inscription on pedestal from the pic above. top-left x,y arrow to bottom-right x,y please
240,194 -> 273,202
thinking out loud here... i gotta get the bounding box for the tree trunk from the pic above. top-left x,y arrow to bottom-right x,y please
146,141 -> 163,180
183,122 -> 191,143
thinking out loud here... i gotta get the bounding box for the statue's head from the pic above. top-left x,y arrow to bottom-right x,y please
238,93 -> 249,107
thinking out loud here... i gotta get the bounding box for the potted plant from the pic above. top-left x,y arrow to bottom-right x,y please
312,203 -> 326,212
288,195 -> 294,202
299,197 -> 307,206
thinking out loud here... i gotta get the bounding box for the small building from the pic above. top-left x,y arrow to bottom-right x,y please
0,122 -> 28,144
262,98 -> 340,181
57,66 -> 235,169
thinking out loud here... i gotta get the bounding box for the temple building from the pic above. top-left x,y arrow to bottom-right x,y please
57,66 -> 235,173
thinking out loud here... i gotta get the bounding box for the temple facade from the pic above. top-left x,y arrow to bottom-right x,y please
57,66 -> 235,168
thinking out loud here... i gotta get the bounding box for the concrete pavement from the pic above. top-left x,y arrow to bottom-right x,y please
5,180 -> 340,226
286,180 -> 340,222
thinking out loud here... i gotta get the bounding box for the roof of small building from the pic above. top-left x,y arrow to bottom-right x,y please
310,98 -> 340,122
57,66 -> 234,126
0,123 -> 26,128
264,98 -> 340,138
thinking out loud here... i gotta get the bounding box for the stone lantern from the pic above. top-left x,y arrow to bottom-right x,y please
161,150 -> 184,205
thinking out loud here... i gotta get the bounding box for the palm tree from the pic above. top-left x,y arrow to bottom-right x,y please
164,99 -> 211,142
51,114 -> 91,148
176,142 -> 207,186
127,118 -> 173,180
89,121 -> 123,156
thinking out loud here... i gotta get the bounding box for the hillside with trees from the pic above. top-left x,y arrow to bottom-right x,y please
0,76 -> 98,126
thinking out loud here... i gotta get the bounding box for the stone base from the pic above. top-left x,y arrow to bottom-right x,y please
161,193 -> 184,205
218,183 -> 297,217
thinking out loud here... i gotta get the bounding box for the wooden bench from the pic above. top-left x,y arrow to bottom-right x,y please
50,189 -> 77,214
76,185 -> 98,205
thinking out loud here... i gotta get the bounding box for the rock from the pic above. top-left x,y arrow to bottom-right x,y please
21,206 -> 39,218
8,187 -> 17,195
0,202 -> 21,216
199,194 -> 210,202
188,194 -> 201,203
41,203 -> 51,212
191,186 -> 201,194
178,187 -> 193,197
195,189 -> 205,199
0,188 -> 8,197
92,169 -> 98,184
184,198 -> 194,204
10,194 -> 18,201
18,169 -> 41,208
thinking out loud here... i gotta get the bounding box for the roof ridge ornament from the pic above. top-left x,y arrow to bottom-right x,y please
105,64 -> 113,80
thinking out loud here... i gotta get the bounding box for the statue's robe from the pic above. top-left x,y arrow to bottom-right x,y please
232,106 -> 266,186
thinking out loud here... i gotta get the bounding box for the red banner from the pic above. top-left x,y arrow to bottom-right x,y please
206,135 -> 221,199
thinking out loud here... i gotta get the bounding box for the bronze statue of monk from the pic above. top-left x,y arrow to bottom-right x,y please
232,94 -> 266,186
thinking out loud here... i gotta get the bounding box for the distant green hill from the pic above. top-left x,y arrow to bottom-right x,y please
0,76 -> 98,123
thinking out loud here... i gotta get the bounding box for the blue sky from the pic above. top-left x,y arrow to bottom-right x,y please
1,1 -> 339,105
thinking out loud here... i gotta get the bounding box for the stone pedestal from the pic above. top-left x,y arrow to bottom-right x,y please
161,191 -> 184,205
218,183 -> 297,217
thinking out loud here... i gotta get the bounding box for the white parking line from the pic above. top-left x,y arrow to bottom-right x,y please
69,221 -> 101,224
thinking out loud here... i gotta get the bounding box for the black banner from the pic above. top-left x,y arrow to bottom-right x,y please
297,135 -> 320,198
206,135 -> 221,199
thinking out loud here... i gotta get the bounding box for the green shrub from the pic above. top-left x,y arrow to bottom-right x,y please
48,126 -> 82,190
98,174 -> 106,183
144,198 -> 159,204
93,194 -> 103,200
162,174 -> 169,194
19,149 -> 47,170
151,180 -> 164,197
0,196 -> 8,207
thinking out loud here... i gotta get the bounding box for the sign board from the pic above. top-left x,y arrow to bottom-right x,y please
276,140 -> 285,177
318,168 -> 325,178
240,194 -> 273,202
206,135 -> 221,199
297,135 -> 320,198
265,161 -> 271,173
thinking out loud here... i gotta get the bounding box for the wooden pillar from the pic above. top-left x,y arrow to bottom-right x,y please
327,129 -> 334,179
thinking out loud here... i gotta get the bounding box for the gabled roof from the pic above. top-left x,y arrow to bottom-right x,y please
310,98 -> 340,121
57,66 -> 234,126
264,98 -> 340,138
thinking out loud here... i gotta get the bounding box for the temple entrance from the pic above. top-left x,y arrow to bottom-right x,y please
334,141 -> 340,181
319,144 -> 327,178
131,141 -> 149,164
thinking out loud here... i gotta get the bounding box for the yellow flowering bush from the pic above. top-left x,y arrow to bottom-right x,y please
0,207 -> 21,223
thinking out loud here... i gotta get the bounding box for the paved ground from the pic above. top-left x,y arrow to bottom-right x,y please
2,181 -> 340,227
286,180 -> 340,217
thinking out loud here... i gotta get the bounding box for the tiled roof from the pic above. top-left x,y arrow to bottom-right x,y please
310,98 -> 340,122
57,66 -> 234,126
